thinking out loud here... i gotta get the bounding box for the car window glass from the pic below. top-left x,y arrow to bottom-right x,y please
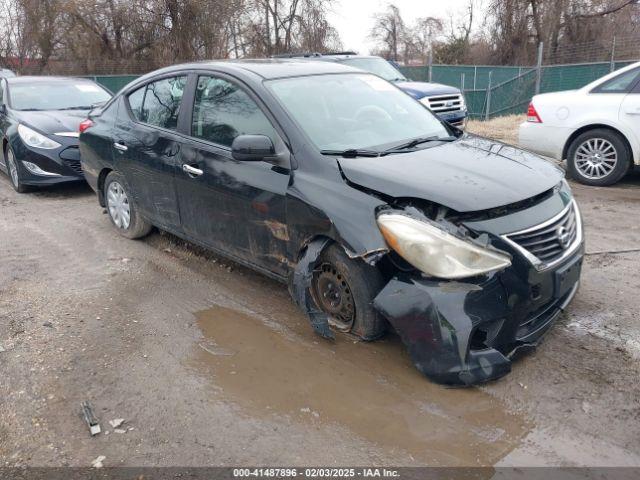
267,73 -> 449,152
594,68 -> 640,93
341,58 -> 406,82
192,75 -> 276,147
142,76 -> 186,130
127,86 -> 145,121
7,81 -> 112,111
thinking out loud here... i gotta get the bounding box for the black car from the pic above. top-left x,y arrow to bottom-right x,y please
0,76 -> 112,192
80,60 -> 584,385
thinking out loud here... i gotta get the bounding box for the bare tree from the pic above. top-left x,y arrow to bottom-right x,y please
369,4 -> 405,61
410,16 -> 443,64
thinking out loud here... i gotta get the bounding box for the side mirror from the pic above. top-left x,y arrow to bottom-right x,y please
231,134 -> 275,162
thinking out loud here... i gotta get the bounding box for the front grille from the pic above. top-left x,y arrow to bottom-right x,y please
505,203 -> 578,265
426,94 -> 464,113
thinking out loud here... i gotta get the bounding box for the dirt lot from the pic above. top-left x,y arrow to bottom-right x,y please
1,121 -> 640,468
467,115 -> 525,145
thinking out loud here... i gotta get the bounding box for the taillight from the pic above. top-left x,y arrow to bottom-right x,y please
79,119 -> 94,133
527,102 -> 542,123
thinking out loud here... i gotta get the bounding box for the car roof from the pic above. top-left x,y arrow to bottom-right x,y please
6,75 -> 99,84
135,59 -> 361,83
320,55 -> 382,61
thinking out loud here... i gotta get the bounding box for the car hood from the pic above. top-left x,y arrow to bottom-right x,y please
337,135 -> 564,213
397,81 -> 461,99
13,109 -> 89,135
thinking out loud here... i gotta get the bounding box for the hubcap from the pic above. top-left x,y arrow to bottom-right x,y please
106,181 -> 131,229
313,263 -> 355,331
6,150 -> 19,188
575,138 -> 617,179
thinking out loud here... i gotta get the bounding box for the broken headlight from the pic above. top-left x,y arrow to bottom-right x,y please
376,213 -> 511,279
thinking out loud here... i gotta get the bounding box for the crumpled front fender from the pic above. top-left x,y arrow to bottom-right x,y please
373,275 -> 512,386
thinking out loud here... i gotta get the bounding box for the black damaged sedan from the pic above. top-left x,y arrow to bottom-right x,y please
0,76 -> 112,192
80,60 -> 584,385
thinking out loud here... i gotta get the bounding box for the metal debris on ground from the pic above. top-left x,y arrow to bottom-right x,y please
91,455 -> 106,468
81,401 -> 101,436
108,418 -> 124,428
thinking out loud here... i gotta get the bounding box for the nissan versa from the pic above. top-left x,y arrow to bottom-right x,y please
79,60 -> 584,385
0,76 -> 112,192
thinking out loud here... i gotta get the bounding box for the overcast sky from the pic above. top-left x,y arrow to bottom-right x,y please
327,0 -> 482,55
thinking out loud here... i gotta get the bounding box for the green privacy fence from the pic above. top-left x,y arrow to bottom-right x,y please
401,65 -> 526,90
401,60 -> 638,119
540,61 -> 634,92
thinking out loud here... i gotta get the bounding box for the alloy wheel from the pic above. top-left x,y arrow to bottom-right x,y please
106,181 -> 131,229
6,149 -> 19,188
574,138 -> 618,180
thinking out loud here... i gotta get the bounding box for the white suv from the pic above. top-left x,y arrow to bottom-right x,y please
519,62 -> 640,186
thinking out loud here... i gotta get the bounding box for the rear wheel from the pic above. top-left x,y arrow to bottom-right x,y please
5,147 -> 30,193
567,129 -> 630,186
104,171 -> 152,239
312,244 -> 387,341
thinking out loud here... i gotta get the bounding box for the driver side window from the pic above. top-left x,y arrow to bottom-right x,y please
191,75 -> 276,147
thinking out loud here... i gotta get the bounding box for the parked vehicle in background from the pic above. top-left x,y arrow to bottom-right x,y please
80,60 -> 583,386
275,53 -> 468,128
0,68 -> 15,78
0,76 -> 112,192
519,61 -> 640,186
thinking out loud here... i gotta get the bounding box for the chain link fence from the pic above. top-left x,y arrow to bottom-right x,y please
400,35 -> 640,120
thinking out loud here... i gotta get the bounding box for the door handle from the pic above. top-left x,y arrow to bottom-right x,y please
182,164 -> 203,177
626,107 -> 640,115
114,141 -> 128,152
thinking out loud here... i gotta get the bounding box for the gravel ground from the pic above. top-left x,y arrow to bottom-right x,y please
1,129 -> 639,468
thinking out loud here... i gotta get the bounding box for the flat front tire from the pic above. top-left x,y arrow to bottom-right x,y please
567,129 -> 630,186
312,244 -> 387,341
104,171 -> 152,239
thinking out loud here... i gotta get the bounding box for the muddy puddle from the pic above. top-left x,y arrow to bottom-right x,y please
191,305 -> 531,466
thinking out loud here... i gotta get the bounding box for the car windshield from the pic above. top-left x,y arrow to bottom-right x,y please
267,73 -> 450,152
9,81 -> 112,111
340,58 -> 406,82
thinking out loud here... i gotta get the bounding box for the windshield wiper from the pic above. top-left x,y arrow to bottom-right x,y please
383,135 -> 457,154
320,149 -> 380,158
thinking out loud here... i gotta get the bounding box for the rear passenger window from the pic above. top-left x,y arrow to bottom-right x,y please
127,87 -> 145,121
191,75 -> 276,147
127,76 -> 186,130
593,68 -> 640,93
